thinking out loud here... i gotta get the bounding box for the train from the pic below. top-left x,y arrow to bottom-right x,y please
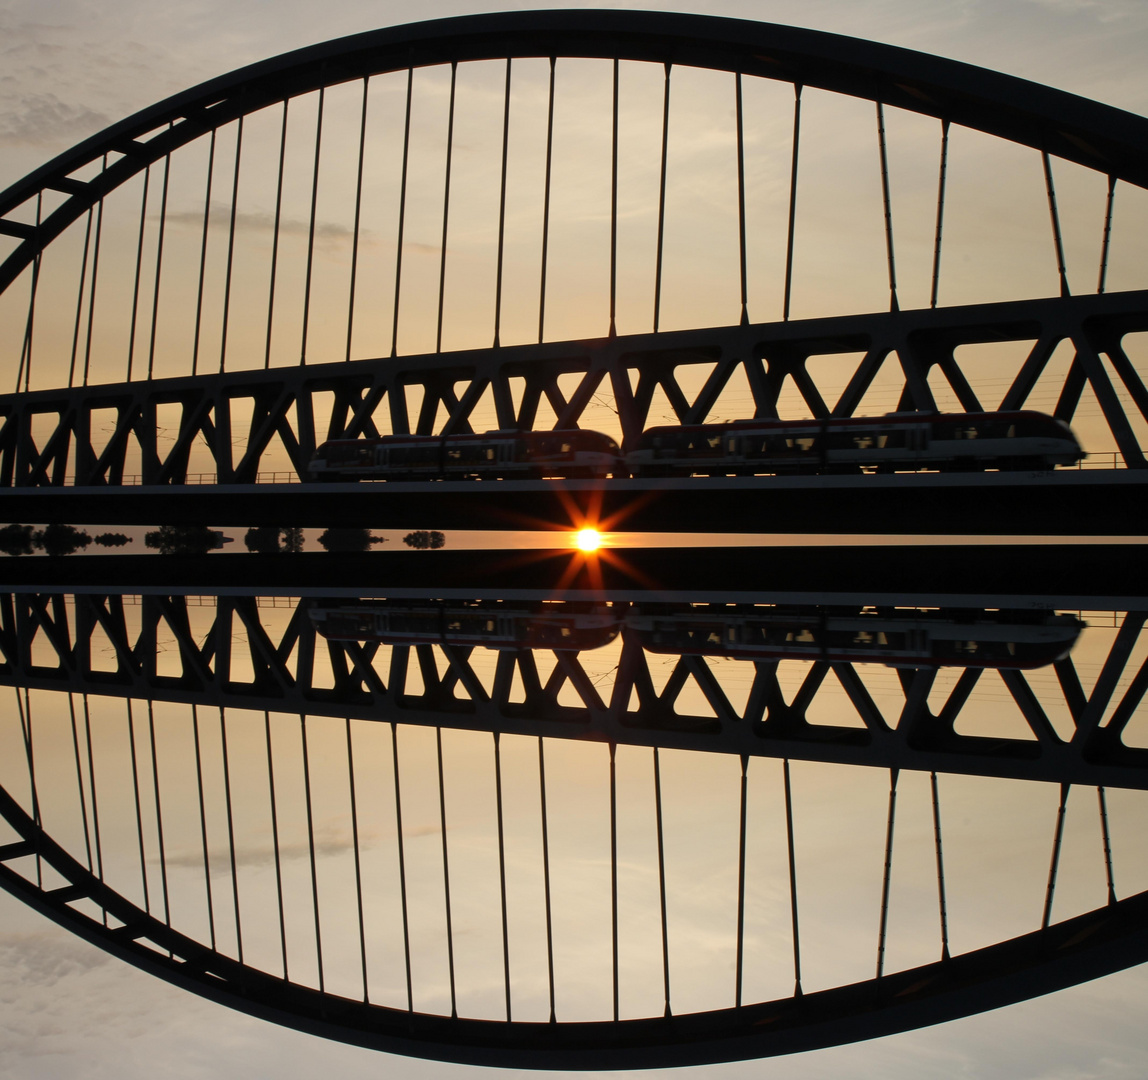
309,601 -> 1084,670
308,410 -> 1083,480
308,429 -> 620,480
627,410 -> 1084,475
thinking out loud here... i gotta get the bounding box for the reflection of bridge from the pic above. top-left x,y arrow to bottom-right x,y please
4,587 -> 1147,789
3,584 -> 1148,1065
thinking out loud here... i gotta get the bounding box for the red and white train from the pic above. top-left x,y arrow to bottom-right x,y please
308,410 -> 1083,480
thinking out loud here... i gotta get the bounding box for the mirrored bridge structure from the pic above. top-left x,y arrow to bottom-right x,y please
3,8 -> 1148,1071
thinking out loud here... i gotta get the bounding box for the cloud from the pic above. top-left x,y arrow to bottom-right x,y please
162,204 -> 444,255
0,91 -> 109,147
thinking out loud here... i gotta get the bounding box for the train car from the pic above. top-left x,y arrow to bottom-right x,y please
310,600 -> 623,652
309,429 -> 621,480
628,605 -> 1084,669
625,411 -> 1083,475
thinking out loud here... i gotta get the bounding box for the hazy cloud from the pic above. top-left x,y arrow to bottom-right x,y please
0,91 -> 109,147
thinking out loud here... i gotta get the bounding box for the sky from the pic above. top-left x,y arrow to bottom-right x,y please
3,0 -> 1148,1077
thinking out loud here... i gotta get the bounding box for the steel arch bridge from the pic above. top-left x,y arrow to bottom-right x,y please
3,9 -> 1148,1069
0,9 -> 1147,496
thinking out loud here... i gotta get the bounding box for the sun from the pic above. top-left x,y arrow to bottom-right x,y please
574,528 -> 602,552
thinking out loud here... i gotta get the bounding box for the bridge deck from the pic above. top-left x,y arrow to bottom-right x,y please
2,469 -> 1144,534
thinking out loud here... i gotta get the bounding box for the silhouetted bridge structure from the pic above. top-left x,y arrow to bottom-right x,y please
3,10 -> 1148,1071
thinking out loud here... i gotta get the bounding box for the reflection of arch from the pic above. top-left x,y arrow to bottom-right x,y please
2,765 -> 1148,1069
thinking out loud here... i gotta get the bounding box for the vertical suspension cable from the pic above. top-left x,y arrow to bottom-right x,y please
782,86 -> 803,322
67,207 -> 94,388
930,772 -> 950,960
192,130 -> 217,377
1042,150 -> 1071,298
1098,786 -> 1117,905
436,728 -> 458,1017
219,117 -> 245,374
930,120 -> 950,310
391,67 -> 414,359
876,768 -> 899,978
735,754 -> 748,1007
68,696 -> 94,872
126,167 -> 152,382
652,63 -> 672,334
346,79 -> 371,363
263,711 -> 287,976
391,722 -> 413,1012
538,57 -> 556,345
146,135 -> 173,380
493,59 -> 513,349
300,715 -> 324,991
735,73 -> 749,327
147,701 -> 171,926
1042,783 -> 1071,930
300,89 -> 325,365
265,101 -> 289,370
608,57 -> 619,339
610,741 -> 619,1022
538,737 -> 556,1022
435,64 -> 457,355
494,731 -> 512,1021
193,705 -> 217,952
83,697 -> 107,924
653,747 -> 671,1016
220,708 -> 244,963
346,719 -> 369,1000
1097,174 -> 1116,294
126,700 -> 151,911
876,103 -> 899,313
82,157 -> 107,386
16,192 -> 43,393
783,759 -> 802,995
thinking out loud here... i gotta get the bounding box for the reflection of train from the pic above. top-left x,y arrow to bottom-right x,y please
309,430 -> 619,480
309,600 -> 621,652
627,411 -> 1084,475
630,606 -> 1085,669
311,601 -> 1083,670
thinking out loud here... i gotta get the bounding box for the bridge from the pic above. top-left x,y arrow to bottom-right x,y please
2,8 -> 1148,1071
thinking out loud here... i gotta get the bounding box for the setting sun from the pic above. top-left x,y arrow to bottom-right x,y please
574,528 -> 602,552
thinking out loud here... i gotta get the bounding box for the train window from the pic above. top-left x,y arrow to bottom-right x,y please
1007,425 -> 1016,437
448,449 -> 461,460
785,437 -> 817,452
955,426 -> 979,439
561,442 -> 572,454
727,438 -> 737,453
853,435 -> 875,449
486,448 -> 495,460
708,436 -> 721,449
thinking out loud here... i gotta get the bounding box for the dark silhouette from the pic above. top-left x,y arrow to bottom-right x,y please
403,530 -> 446,549
281,527 -> 304,553
33,524 -> 92,556
0,523 -> 34,556
145,525 -> 221,555
245,526 -> 283,554
317,528 -> 387,553
94,532 -> 132,547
